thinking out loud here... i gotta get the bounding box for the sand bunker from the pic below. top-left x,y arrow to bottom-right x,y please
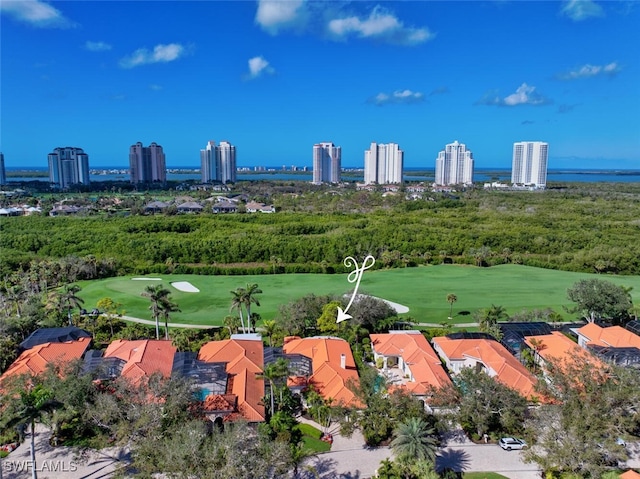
171,281 -> 200,293
132,277 -> 162,281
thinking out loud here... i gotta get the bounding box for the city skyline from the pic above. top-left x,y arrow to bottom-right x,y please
1,1 -> 639,170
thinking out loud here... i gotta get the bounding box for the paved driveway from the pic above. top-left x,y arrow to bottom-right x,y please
300,423 -> 542,479
1,426 -> 128,479
3,423 -> 543,479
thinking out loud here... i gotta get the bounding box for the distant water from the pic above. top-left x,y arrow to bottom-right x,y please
4,167 -> 640,184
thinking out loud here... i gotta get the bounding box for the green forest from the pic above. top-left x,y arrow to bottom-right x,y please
1,185 -> 639,276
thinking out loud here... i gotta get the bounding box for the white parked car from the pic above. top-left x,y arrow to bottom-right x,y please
499,437 -> 527,451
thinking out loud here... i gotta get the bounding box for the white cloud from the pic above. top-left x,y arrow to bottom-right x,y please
85,41 -> 112,52
149,84 -> 163,91
119,43 -> 186,68
0,0 -> 75,28
255,0 -> 307,34
556,62 -> 621,79
476,83 -> 552,107
328,6 -> 433,45
246,56 -> 275,80
560,0 -> 604,21
371,89 -> 425,106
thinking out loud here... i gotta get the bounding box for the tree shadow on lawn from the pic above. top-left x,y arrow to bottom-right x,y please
436,448 -> 471,473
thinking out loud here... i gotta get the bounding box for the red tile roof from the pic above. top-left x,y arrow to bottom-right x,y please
524,332 -> 606,372
198,339 -> 265,422
432,336 -> 538,399
577,323 -> 640,348
370,332 -> 452,395
0,337 -> 91,385
104,339 -> 176,385
620,470 -> 640,479
283,336 -> 360,407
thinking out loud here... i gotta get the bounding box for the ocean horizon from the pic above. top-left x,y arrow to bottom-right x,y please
4,166 -> 640,184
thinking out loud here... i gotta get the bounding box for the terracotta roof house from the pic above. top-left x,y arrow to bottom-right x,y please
576,323 -> 640,349
524,331 -> 605,371
197,337 -> 266,422
432,336 -> 538,400
620,470 -> 640,479
1,337 -> 91,386
103,339 -> 177,385
369,331 -> 452,397
283,336 -> 360,407
574,323 -> 640,367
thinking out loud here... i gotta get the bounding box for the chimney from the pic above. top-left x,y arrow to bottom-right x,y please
340,353 -> 346,369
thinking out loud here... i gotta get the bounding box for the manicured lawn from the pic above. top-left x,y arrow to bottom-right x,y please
300,435 -> 331,453
76,265 -> 640,327
294,423 -> 331,453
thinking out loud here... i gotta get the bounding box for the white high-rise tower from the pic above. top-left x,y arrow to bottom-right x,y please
313,142 -> 341,184
511,141 -> 548,188
434,140 -> 474,186
201,140 -> 236,184
48,147 -> 91,188
363,142 -> 403,185
129,142 -> 166,184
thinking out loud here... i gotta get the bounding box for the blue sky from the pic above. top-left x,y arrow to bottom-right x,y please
1,0 -> 639,169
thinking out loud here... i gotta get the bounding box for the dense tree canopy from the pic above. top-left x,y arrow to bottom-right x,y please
566,278 -> 633,324
2,186 -> 640,276
524,360 -> 640,478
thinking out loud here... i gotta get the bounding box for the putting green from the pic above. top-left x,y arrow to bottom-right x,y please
76,265 -> 640,327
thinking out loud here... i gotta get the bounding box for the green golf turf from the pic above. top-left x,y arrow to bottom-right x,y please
76,265 -> 640,327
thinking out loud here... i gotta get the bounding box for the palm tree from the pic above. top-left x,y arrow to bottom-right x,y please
159,297 -> 180,340
390,417 -> 438,464
242,283 -> 262,333
60,284 -> 84,326
259,358 -> 289,416
230,287 -> 247,334
223,315 -> 241,336
446,293 -> 458,319
262,319 -> 279,347
6,385 -> 59,479
528,337 -> 547,373
142,284 -> 170,340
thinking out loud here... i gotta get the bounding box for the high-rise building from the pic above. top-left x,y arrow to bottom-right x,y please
200,140 -> 236,184
129,142 -> 166,184
47,147 -> 91,188
434,140 -> 474,186
511,141 -> 548,188
363,142 -> 404,185
0,152 -> 5,185
312,142 -> 342,184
